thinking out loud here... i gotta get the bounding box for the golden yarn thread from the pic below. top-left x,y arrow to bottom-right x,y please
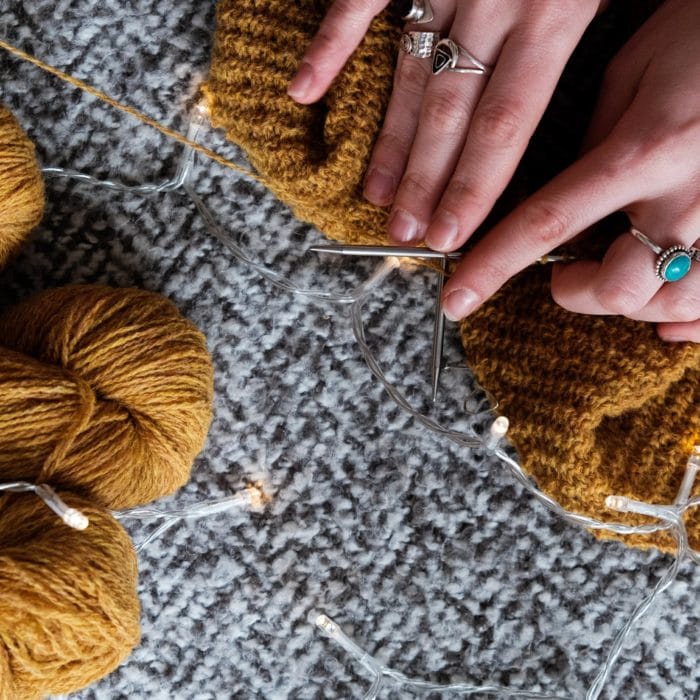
0,492 -> 140,700
0,285 -> 215,510
0,105 -> 44,269
0,38 -> 264,187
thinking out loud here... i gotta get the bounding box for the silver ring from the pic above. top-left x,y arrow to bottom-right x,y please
400,31 -> 440,59
629,227 -> 699,282
399,0 -> 434,24
432,38 -> 492,76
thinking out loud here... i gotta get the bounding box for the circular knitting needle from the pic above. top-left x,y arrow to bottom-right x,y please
311,243 -> 454,401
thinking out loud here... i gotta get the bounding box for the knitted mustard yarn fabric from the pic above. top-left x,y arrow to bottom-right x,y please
204,0 -> 398,245
206,1 -> 700,552
460,267 -> 700,552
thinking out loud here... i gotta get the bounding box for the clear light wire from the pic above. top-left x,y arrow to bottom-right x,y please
115,486 -> 268,552
0,481 -> 89,530
350,287 -> 482,448
33,104 -> 699,699
40,107 -> 206,195
316,614 -> 571,700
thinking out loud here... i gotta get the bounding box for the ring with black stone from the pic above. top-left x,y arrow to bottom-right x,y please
397,0 -> 434,24
432,38 -> 492,76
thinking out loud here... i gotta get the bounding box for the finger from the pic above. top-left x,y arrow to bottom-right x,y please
441,135 -> 648,321
631,258 -> 700,324
657,319 -> 700,343
288,0 -> 389,104
365,8 -> 455,206
387,3 -> 507,244
425,27 -> 585,252
551,233 -> 664,317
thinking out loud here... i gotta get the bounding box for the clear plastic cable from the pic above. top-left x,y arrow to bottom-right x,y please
115,485 -> 268,553
0,481 -> 89,530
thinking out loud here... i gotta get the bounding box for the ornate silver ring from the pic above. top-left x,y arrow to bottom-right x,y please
432,38 -> 492,76
629,227 -> 700,283
400,31 -> 440,59
398,0 -> 434,24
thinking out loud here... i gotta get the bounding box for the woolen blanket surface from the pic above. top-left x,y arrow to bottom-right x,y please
0,1 -> 697,698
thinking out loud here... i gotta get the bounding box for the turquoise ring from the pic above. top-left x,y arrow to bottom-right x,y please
629,227 -> 699,283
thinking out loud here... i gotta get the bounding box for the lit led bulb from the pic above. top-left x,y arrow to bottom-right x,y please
316,614 -> 337,637
605,495 -> 629,513
484,415 -> 509,450
62,507 -> 90,530
193,99 -> 210,120
245,483 -> 269,510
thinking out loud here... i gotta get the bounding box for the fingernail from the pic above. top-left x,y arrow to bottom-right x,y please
388,209 -> 418,243
442,288 -> 480,321
288,62 -> 314,101
660,335 -> 687,343
426,210 -> 459,251
363,168 -> 396,206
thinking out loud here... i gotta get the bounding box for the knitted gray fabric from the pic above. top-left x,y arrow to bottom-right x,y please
0,2 -> 697,698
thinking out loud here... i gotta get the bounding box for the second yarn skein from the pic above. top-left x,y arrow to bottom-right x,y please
0,285 -> 214,510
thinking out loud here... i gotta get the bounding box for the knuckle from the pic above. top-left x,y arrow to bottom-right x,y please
443,179 -> 484,210
333,0 -> 379,19
399,171 -> 433,200
313,27 -> 342,57
423,89 -> 470,138
374,129 -> 411,157
594,282 -> 645,316
471,99 -> 523,149
395,58 -> 429,99
519,200 -> 571,246
664,293 -> 700,323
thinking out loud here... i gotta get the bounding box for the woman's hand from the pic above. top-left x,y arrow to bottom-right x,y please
441,0 -> 700,343
288,0 -> 603,246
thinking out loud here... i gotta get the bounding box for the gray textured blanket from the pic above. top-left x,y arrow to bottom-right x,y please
0,2 -> 697,698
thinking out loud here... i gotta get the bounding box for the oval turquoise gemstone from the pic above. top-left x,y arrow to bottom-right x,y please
661,252 -> 692,282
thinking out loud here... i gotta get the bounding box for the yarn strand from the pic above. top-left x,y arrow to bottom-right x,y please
0,38 -> 265,186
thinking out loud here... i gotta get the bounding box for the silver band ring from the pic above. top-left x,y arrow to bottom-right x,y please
629,227 -> 699,283
432,38 -> 492,76
400,31 -> 440,59
399,0 -> 434,24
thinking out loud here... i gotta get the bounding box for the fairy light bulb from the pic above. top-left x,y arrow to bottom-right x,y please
485,415 -> 509,450
605,495 -> 629,513
193,98 -> 210,120
1,482 -> 90,530
675,445 -> 700,505
245,482 -> 268,510
62,507 -> 90,531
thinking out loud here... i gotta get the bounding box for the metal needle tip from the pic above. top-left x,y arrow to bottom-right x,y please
310,244 -> 462,260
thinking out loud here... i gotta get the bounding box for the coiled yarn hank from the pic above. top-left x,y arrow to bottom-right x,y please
0,492 -> 140,700
0,285 -> 214,510
0,105 -> 44,269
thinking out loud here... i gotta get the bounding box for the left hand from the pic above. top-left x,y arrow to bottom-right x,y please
441,0 -> 700,343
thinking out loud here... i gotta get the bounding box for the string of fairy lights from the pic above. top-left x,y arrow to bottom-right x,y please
1,98 -> 698,699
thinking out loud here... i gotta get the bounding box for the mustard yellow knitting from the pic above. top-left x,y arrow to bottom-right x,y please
204,0 -> 700,552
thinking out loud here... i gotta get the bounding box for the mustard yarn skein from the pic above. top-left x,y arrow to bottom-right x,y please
0,105 -> 44,269
0,491 -> 140,699
0,285 -> 214,510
